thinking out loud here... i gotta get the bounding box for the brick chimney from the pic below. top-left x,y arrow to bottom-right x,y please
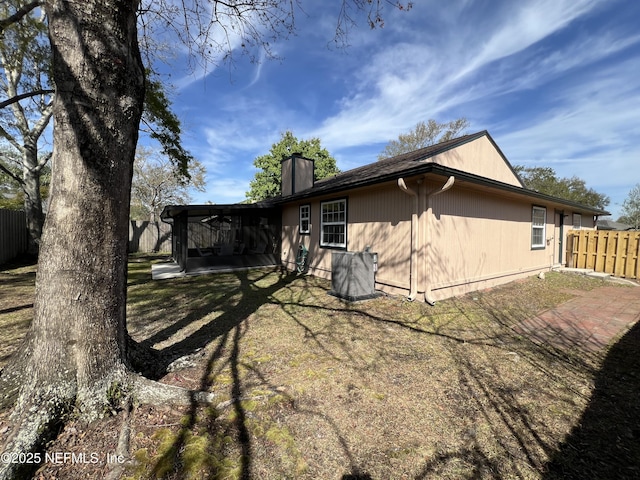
281,153 -> 314,196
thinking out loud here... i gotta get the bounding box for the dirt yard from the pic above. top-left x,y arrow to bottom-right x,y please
1,255 -> 638,479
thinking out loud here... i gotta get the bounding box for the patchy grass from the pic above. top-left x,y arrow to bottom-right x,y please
0,261 -> 36,367
1,255 -> 638,479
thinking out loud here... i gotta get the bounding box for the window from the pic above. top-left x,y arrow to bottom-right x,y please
320,199 -> 346,248
572,213 -> 582,229
299,205 -> 310,234
532,206 -> 546,249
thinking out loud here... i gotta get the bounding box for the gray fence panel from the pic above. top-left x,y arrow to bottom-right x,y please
129,220 -> 172,253
0,209 -> 28,265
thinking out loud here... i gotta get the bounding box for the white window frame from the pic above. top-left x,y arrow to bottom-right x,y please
532,206 -> 546,249
320,199 -> 347,248
299,204 -> 310,234
572,213 -> 582,230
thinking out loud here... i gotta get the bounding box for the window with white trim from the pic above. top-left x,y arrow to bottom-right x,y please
572,213 -> 582,229
320,199 -> 346,248
532,206 -> 546,249
299,205 -> 310,234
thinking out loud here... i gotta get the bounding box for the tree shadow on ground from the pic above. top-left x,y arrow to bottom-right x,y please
130,267 -> 298,479
127,267 -> 638,479
543,320 -> 640,480
129,267 -> 391,479
130,267 -> 294,376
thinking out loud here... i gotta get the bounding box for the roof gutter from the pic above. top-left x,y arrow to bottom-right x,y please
398,175 -> 455,304
278,163 -> 608,217
397,177 -> 419,301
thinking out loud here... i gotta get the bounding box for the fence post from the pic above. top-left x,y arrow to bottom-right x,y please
566,232 -> 574,268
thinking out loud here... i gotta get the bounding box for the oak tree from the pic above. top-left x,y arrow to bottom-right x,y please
131,146 -> 205,222
619,183 -> 640,229
514,165 -> 610,211
378,118 -> 469,160
0,0 -> 194,251
0,0 -> 53,252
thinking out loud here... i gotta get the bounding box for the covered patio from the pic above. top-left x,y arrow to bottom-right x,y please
158,203 -> 281,277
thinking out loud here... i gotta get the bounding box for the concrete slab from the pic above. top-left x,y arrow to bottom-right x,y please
554,267 -> 595,274
553,267 -> 638,286
151,254 -> 280,280
151,262 -> 184,280
586,272 -> 612,280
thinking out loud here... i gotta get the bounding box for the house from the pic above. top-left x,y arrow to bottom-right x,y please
161,130 -> 608,302
596,219 -> 633,231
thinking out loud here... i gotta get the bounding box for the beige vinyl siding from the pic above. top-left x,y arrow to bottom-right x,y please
281,184 -> 413,290
429,135 -> 523,187
347,187 -> 413,291
281,178 -> 562,301
428,185 -> 555,299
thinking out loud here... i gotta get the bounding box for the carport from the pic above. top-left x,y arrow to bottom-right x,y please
159,203 -> 281,275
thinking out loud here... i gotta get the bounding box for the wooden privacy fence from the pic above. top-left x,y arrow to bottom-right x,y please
129,220 -> 172,253
566,229 -> 640,279
0,209 -> 28,265
2,215 -> 170,265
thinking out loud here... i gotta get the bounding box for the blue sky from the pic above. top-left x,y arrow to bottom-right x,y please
156,0 -> 640,219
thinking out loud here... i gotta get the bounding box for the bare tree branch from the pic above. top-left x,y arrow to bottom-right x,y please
0,88 -> 54,109
0,123 -> 23,153
0,1 -> 42,34
0,158 -> 24,185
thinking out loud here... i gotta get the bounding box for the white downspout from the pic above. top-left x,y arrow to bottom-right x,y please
398,177 -> 419,301
424,176 -> 455,305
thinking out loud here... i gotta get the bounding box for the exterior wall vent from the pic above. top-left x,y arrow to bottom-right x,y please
329,251 -> 380,302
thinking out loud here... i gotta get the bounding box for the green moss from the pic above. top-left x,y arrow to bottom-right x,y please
370,391 -> 386,401
126,427 -> 245,480
302,368 -> 325,379
267,394 -> 288,406
262,425 -> 307,475
181,434 -> 213,478
265,425 -> 295,450
104,381 -> 129,415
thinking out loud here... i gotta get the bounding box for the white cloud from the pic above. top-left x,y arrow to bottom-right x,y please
192,177 -> 249,204
494,57 -> 640,218
309,0 -> 612,151
460,0 -> 601,75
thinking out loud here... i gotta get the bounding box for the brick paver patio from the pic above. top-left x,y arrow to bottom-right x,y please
513,285 -> 640,352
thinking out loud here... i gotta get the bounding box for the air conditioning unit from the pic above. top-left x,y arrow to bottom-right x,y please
329,251 -> 380,302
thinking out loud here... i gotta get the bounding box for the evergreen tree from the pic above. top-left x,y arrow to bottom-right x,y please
247,131 -> 340,201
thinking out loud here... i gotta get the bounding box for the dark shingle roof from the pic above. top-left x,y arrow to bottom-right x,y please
274,130 -> 608,216
276,130 -> 502,201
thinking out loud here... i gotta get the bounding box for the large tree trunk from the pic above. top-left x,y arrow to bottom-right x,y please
37,0 -> 145,412
1,1 -> 144,477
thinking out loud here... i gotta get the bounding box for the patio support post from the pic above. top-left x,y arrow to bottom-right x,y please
178,211 -> 188,272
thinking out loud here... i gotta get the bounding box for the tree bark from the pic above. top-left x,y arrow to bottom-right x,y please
1,1 -> 144,477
